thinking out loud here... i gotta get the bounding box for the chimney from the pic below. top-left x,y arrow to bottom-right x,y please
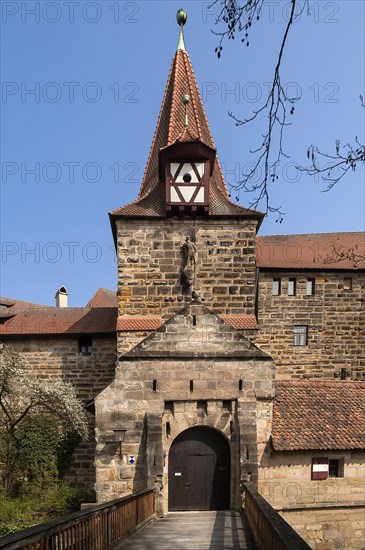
55,286 -> 68,308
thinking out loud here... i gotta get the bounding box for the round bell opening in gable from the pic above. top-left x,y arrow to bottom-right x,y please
183,173 -> 192,183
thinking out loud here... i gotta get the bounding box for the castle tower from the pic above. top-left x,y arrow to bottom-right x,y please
109,9 -> 264,354
96,10 -> 275,513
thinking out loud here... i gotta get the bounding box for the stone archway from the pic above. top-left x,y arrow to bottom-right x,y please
168,426 -> 230,511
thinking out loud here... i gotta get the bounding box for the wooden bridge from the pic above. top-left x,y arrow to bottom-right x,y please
115,510 -> 256,549
0,485 -> 311,550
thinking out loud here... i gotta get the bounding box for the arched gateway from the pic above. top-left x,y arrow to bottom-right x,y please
168,427 -> 230,511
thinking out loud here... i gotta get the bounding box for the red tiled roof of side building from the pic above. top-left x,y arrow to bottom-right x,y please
257,232 -> 365,270
87,288 -> 118,308
0,296 -> 52,309
0,307 -> 117,335
117,317 -> 163,331
109,49 -> 264,224
272,380 -> 365,451
220,315 -> 258,330
117,315 -> 258,332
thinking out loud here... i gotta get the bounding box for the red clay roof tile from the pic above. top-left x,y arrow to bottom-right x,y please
117,317 -> 162,331
220,315 -> 258,330
109,49 -> 263,221
257,232 -> 365,270
0,297 -> 51,309
272,381 -> 365,451
87,288 -> 118,308
0,308 -> 117,335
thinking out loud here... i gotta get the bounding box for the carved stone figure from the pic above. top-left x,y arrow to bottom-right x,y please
181,236 -> 197,286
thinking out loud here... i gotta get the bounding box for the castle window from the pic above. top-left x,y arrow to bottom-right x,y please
343,277 -> 352,290
197,400 -> 207,416
272,278 -> 281,296
166,422 -> 171,438
293,325 -> 308,346
306,278 -> 315,295
79,336 -> 93,355
288,278 -> 297,296
329,459 -> 344,478
164,401 -> 174,414
311,457 -> 344,480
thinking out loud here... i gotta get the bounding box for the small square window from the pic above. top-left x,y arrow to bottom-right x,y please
293,325 -> 308,346
79,336 -> 92,355
343,277 -> 352,290
329,459 -> 344,478
288,278 -> 297,296
272,278 -> 281,296
306,278 -> 315,296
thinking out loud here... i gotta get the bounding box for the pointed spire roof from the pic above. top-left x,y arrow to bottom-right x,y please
110,13 -> 264,223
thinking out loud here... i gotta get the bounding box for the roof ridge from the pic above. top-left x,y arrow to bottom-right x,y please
137,54 -> 176,199
259,231 -> 365,238
276,380 -> 365,384
182,51 -> 202,141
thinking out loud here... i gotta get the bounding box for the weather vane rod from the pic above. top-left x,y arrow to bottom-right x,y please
176,9 -> 187,52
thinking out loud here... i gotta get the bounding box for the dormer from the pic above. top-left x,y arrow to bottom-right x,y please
159,140 -> 216,216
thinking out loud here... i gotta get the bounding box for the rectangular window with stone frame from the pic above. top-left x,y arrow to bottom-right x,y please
306,278 -> 315,295
311,457 -> 344,479
272,278 -> 281,295
293,325 -> 308,346
79,335 -> 93,355
288,278 -> 297,296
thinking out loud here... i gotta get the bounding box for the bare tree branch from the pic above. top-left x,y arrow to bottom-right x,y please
211,1 -> 364,217
211,0 -> 307,220
320,243 -> 364,268
298,97 -> 365,190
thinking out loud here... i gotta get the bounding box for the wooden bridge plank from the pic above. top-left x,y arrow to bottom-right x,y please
115,511 -> 256,550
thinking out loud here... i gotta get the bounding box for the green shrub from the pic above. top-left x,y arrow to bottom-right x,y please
15,415 -> 60,486
0,482 -> 85,536
57,431 -> 82,479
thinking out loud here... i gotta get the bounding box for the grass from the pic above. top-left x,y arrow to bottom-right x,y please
0,482 -> 88,537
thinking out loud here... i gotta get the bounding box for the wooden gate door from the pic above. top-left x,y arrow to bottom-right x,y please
168,427 -> 230,511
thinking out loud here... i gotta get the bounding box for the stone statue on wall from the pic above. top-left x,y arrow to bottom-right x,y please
181,236 -> 197,287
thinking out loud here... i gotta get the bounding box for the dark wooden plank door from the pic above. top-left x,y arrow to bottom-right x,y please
168,427 -> 230,511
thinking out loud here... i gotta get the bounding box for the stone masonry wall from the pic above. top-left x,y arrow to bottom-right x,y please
95,304 -> 275,510
257,270 -> 365,380
116,218 -> 258,321
3,335 -> 117,400
258,450 -> 365,549
2,335 -> 117,492
95,357 -> 274,510
281,507 -> 365,550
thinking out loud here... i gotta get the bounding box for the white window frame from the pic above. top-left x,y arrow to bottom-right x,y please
293,325 -> 308,346
288,278 -> 297,296
306,278 -> 315,295
272,278 -> 281,296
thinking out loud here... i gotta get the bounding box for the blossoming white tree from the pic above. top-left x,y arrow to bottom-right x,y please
0,347 -> 88,494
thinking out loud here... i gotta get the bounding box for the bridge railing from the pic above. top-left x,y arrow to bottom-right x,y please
0,487 -> 155,550
244,483 -> 311,550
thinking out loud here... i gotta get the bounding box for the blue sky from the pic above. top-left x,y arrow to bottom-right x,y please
1,0 -> 364,306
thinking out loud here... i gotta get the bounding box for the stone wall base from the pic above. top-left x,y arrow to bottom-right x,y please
280,507 -> 365,550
